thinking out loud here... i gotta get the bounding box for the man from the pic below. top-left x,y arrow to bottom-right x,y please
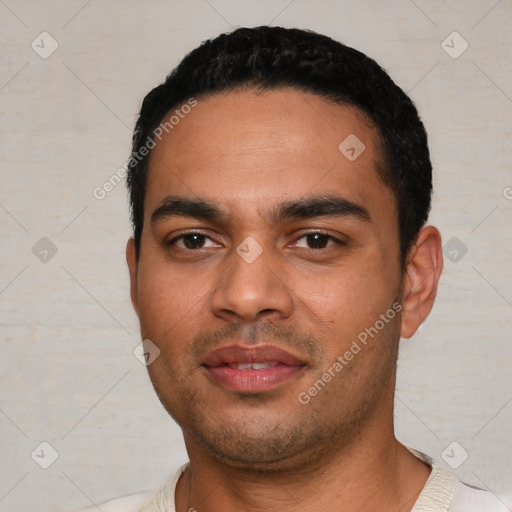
85,26 -> 507,512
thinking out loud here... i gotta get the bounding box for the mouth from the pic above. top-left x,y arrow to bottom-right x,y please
201,344 -> 307,394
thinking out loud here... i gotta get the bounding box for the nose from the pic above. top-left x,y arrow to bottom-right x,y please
209,240 -> 294,323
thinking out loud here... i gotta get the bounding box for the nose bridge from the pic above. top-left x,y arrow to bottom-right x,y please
210,237 -> 293,321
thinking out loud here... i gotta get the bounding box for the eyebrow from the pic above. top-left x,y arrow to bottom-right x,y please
151,196 -> 227,225
150,194 -> 371,226
271,195 -> 371,224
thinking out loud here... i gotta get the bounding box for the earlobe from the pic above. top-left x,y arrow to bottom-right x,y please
400,226 -> 443,339
126,237 -> 140,317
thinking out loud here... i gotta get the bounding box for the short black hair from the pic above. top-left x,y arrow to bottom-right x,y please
127,26 -> 432,266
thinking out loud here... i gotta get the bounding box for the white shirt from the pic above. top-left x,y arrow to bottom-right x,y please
79,450 -> 510,512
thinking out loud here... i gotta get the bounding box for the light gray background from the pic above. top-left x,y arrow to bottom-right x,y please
0,1 -> 511,511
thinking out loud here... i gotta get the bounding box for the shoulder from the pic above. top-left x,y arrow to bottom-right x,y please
75,463 -> 189,512
77,492 -> 153,512
407,448 -> 510,512
449,482 -> 511,512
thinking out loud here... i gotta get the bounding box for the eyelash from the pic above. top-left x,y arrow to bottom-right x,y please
168,230 -> 345,251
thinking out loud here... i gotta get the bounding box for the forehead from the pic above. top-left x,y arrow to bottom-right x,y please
145,88 -> 393,221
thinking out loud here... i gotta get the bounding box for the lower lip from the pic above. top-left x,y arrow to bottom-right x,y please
203,364 -> 304,393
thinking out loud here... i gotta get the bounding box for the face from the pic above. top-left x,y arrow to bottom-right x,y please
128,88 -> 406,471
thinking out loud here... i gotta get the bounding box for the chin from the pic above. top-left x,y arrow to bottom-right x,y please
184,413 -> 337,474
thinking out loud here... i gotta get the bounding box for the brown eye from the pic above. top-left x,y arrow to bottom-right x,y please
305,233 -> 330,249
169,232 -> 220,250
293,232 -> 341,250
182,233 -> 206,249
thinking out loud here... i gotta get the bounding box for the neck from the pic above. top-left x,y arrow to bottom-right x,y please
176,422 -> 430,512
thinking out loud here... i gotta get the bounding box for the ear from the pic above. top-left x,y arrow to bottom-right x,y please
126,237 -> 140,317
401,226 -> 443,339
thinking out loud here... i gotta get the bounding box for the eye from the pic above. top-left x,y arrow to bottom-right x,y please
292,232 -> 342,250
169,232 -> 221,250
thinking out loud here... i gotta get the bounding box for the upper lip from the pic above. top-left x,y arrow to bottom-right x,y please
202,344 -> 307,367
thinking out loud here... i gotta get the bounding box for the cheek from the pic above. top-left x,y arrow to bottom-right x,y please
136,259 -> 207,341
293,257 -> 398,349
136,263 -> 207,393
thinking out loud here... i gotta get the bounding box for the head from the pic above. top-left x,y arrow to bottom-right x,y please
126,26 -> 442,472
128,26 -> 433,268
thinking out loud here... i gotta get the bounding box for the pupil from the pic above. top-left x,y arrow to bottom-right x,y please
308,233 -> 328,249
184,234 -> 204,249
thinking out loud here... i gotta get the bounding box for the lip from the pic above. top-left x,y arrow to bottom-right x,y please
202,344 -> 307,393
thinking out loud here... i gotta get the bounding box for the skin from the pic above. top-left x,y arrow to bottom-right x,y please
126,88 -> 443,512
